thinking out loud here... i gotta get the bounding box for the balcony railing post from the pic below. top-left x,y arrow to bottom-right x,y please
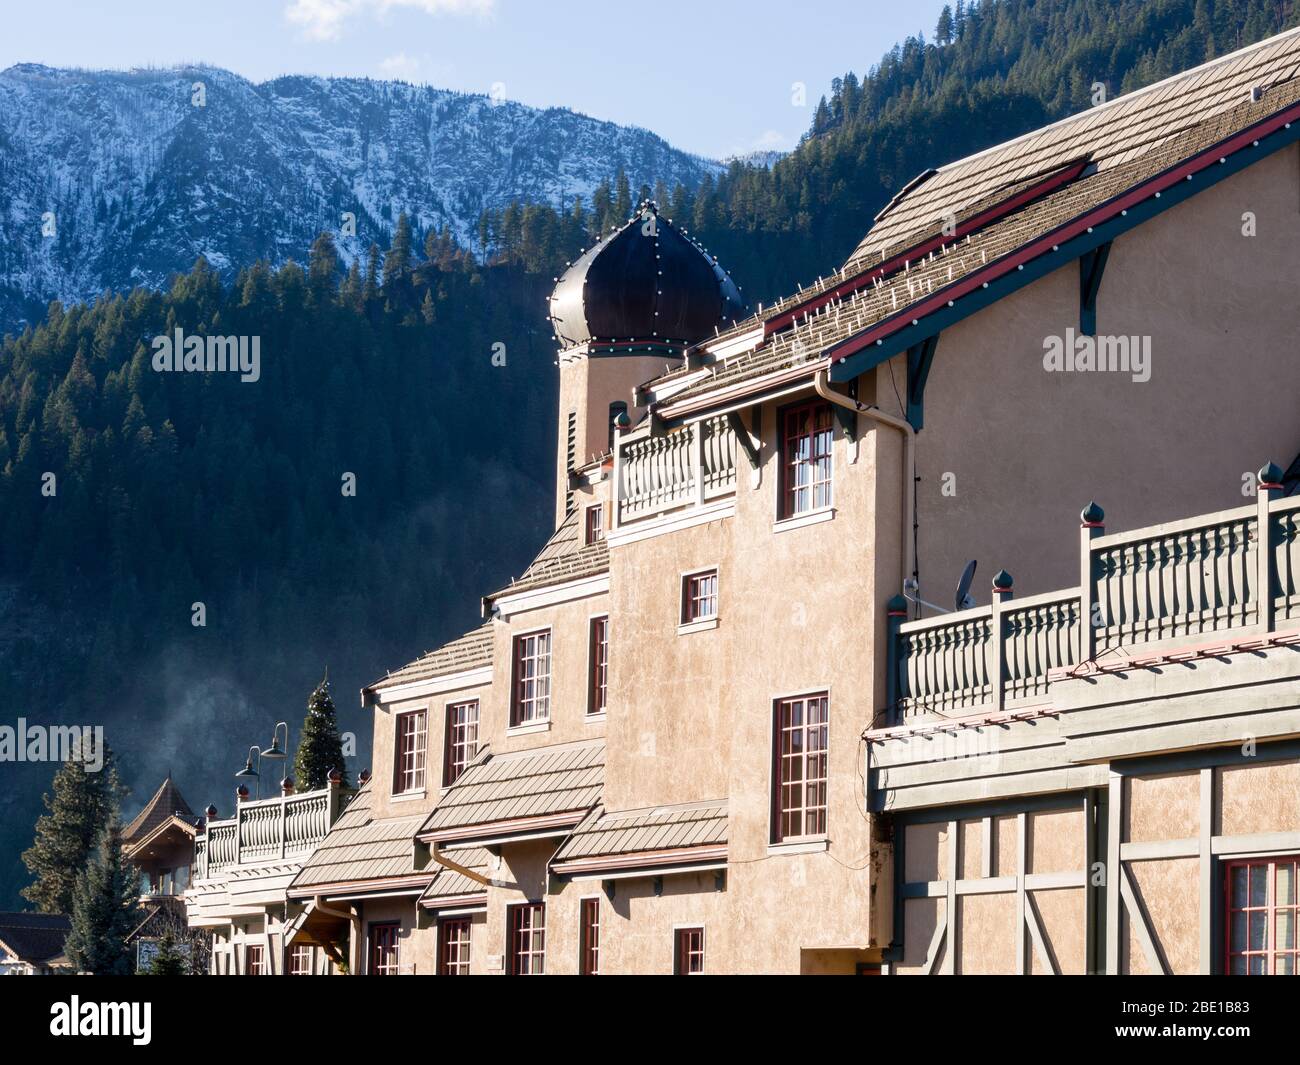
1079,502 -> 1106,663
990,571 -> 1013,713
1257,462 -> 1282,634
885,595 -> 908,725
691,421 -> 705,507
234,786 -> 248,864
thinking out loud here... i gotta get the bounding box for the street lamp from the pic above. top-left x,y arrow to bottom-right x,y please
262,722 -> 289,784
235,745 -> 262,800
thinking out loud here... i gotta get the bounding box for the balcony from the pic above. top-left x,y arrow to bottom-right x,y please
614,414 -> 741,525
193,786 -> 340,879
888,471 -> 1300,723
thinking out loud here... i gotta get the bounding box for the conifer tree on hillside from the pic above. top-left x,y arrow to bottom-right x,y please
294,673 -> 349,791
21,741 -> 121,914
383,211 -> 414,287
65,818 -> 139,975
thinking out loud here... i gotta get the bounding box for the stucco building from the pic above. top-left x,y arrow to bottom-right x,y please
192,26 -> 1300,974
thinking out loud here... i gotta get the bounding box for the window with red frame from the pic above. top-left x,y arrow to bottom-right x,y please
681,569 -> 718,624
288,944 -> 312,975
369,922 -> 400,975
443,700 -> 480,787
773,693 -> 829,842
674,927 -> 704,974
585,503 -> 604,545
245,944 -> 265,975
511,631 -> 552,726
507,903 -> 546,975
1225,856 -> 1298,974
589,616 -> 609,715
438,917 -> 472,976
393,710 -> 427,794
780,401 -> 834,518
579,898 -> 600,975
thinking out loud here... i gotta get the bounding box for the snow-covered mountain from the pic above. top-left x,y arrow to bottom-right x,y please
0,63 -> 722,329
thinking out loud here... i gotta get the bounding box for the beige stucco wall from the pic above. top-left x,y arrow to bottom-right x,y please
910,144 -> 1300,605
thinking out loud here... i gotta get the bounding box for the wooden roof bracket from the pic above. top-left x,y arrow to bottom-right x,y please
1079,241 -> 1113,336
725,409 -> 763,489
905,333 -> 940,431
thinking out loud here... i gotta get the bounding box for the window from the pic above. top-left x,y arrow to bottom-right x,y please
585,503 -> 605,545
681,569 -> 718,625
588,616 -> 609,715
1225,856 -> 1298,974
773,693 -> 830,842
369,923 -> 400,976
289,944 -> 312,976
245,945 -> 265,975
438,918 -> 472,976
579,898 -> 600,975
674,927 -> 704,975
511,631 -> 552,726
443,700 -> 480,787
507,903 -> 546,975
394,710 -> 427,794
780,401 -> 834,518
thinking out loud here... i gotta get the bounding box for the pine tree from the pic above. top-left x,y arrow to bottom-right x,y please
21,740 -> 121,913
307,231 -> 340,297
294,672 -> 349,790
145,925 -> 188,976
65,818 -> 139,975
383,211 -> 414,286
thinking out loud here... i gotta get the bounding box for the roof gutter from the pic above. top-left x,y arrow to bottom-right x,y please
813,370 -> 915,599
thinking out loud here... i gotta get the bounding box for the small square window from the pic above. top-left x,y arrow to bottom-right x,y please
681,570 -> 718,625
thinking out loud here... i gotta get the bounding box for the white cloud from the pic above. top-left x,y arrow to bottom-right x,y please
286,0 -> 495,43
379,51 -> 423,80
750,129 -> 787,151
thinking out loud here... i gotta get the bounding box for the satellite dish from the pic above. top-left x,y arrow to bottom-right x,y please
955,560 -> 977,612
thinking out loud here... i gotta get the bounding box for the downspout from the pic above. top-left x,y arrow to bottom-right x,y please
813,369 -> 915,598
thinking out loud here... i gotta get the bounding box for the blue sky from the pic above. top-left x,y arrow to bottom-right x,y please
0,0 -> 949,158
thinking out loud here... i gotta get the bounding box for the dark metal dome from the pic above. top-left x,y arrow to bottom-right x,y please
549,201 -> 744,349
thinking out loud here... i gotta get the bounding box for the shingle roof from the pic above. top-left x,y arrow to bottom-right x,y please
122,775 -> 196,845
366,622 -> 494,694
0,912 -> 71,965
648,28 -> 1300,411
418,741 -> 604,843
552,801 -> 728,867
487,508 -> 608,602
291,781 -> 427,891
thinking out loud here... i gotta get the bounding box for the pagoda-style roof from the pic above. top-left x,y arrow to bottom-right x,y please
122,775 -> 196,846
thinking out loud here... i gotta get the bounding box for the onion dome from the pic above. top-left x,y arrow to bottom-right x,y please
549,201 -> 744,350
